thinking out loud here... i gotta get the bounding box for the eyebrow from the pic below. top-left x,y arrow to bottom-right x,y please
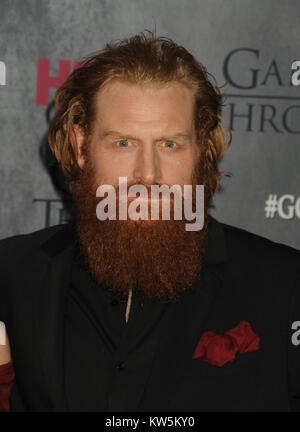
100,130 -> 191,141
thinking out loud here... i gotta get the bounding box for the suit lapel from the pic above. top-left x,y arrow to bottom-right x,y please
130,262 -> 226,411
35,225 -> 76,411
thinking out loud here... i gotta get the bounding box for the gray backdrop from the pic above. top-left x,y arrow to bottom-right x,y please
0,0 -> 299,249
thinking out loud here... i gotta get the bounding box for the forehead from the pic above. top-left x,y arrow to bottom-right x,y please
93,80 -> 195,131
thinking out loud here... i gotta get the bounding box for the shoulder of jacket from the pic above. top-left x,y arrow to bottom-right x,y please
0,224 -> 70,258
218,219 -> 300,269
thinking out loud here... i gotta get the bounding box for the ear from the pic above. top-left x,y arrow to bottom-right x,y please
70,124 -> 86,169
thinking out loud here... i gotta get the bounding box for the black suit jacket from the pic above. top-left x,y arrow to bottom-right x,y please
1,215 -> 300,411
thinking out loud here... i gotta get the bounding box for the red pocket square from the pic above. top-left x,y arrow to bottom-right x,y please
192,321 -> 260,367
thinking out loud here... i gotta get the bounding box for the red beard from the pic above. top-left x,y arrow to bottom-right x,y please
69,155 -> 212,302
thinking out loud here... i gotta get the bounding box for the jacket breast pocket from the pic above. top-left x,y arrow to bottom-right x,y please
168,351 -> 262,411
187,349 -> 261,378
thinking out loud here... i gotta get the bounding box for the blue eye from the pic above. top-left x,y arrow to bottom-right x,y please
163,141 -> 176,148
116,140 -> 131,147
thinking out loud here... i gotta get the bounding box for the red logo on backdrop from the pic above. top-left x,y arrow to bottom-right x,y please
36,59 -> 83,106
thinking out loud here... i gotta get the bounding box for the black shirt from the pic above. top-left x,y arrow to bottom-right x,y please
64,248 -> 175,411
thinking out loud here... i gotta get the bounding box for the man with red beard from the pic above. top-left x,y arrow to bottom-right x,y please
1,31 -> 300,412
70,137 -> 209,305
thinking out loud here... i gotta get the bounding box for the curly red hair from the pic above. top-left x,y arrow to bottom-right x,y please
48,29 -> 231,196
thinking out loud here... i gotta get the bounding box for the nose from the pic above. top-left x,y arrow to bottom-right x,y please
133,144 -> 162,186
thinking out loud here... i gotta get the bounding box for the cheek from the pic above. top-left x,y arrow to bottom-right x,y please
168,157 -> 195,184
90,149 -> 133,185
